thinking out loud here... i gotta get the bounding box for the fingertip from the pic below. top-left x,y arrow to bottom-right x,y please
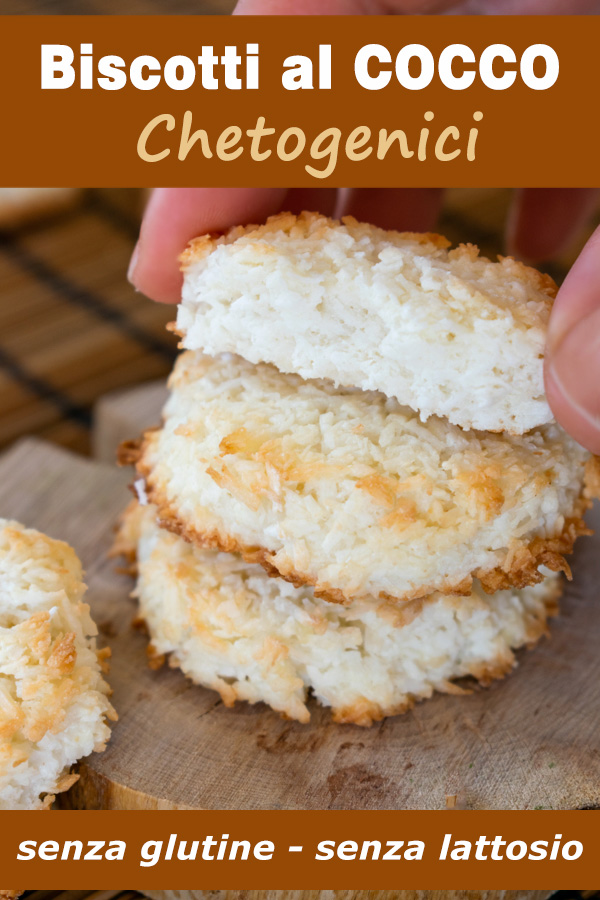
129,187 -> 287,304
545,308 -> 600,454
545,368 -> 600,455
127,188 -> 187,304
547,222 -> 600,350
127,239 -> 140,287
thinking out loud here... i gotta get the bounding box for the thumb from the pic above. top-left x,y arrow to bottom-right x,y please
545,225 -> 600,453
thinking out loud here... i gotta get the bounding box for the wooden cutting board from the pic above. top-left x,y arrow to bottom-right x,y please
93,379 -> 167,464
1,436 -> 599,811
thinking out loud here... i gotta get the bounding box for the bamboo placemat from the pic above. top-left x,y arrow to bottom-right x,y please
0,189 -> 177,454
0,188 -> 597,458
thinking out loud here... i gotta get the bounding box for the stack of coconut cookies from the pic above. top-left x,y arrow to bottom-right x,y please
118,212 -> 599,727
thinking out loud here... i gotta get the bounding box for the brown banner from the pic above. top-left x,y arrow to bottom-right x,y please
1,15 -> 599,187
2,810 -> 599,888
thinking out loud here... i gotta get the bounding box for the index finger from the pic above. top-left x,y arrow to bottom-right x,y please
128,187 -> 287,303
547,223 -> 600,351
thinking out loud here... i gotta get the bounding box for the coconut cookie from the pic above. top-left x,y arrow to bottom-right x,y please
0,519 -> 116,810
117,501 -> 561,727
126,351 -> 596,607
176,212 -> 556,434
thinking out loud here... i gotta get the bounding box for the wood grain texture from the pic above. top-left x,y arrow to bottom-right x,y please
0,437 -> 598,811
0,188 -> 175,456
93,379 -> 167,464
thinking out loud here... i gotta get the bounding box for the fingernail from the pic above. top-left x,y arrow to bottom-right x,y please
127,240 -> 140,286
546,307 -> 600,451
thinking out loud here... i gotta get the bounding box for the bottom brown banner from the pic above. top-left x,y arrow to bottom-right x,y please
2,810 -> 598,889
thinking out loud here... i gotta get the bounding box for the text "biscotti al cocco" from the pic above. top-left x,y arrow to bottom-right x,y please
40,43 -> 559,92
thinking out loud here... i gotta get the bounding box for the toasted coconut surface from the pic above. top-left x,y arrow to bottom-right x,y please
177,211 -> 556,434
117,501 -> 561,726
0,519 -> 116,810
132,351 -> 592,606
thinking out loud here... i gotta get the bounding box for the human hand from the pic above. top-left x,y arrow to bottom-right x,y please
545,225 -> 600,454
234,0 -> 600,14
128,186 -> 600,453
128,186 -> 599,303
236,0 -> 600,452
